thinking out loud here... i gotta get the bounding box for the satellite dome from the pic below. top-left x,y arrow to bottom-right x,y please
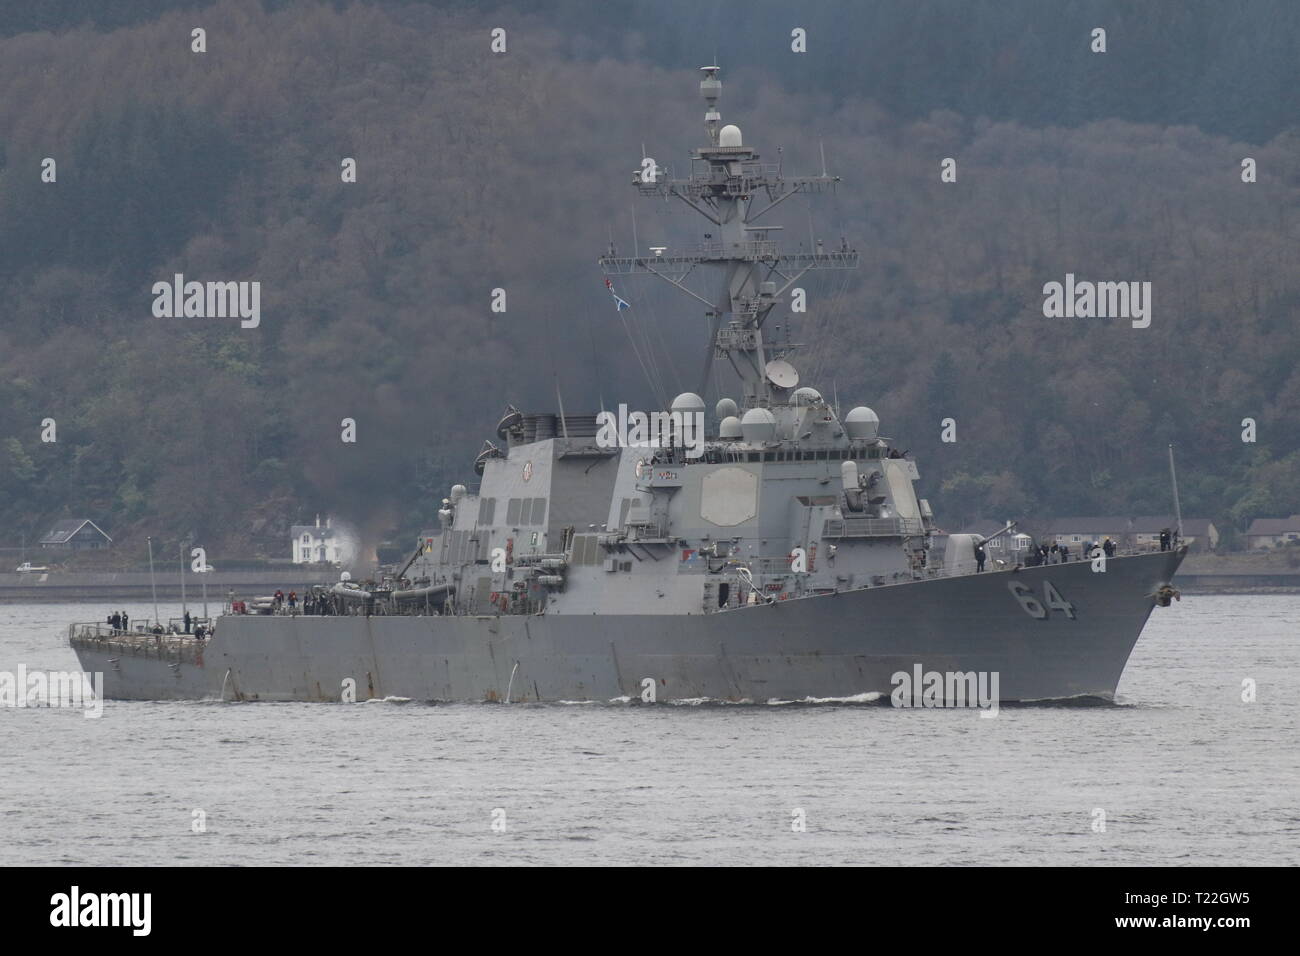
844,406 -> 880,441
719,415 -> 742,439
719,124 -> 743,147
715,397 -> 739,420
792,387 -> 823,407
450,484 -> 467,502
740,407 -> 776,443
340,571 -> 352,582
671,392 -> 706,416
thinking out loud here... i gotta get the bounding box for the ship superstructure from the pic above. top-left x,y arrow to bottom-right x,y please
388,66 -> 932,618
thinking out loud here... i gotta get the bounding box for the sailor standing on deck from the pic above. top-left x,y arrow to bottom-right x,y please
974,543 -> 986,572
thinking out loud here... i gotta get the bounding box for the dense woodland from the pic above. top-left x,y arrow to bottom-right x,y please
1,0 -> 1297,562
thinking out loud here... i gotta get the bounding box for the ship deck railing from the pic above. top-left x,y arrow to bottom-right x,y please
716,543 -> 1172,598
68,623 -> 209,664
924,544 -> 1170,579
822,516 -> 926,538
67,617 -> 213,639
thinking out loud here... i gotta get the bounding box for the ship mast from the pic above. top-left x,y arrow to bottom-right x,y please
599,66 -> 858,408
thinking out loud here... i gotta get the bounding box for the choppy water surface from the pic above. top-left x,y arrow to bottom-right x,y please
1,596 -> 1296,865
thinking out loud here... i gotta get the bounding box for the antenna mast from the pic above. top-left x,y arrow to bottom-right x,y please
1168,444 -> 1183,540
598,66 -> 858,408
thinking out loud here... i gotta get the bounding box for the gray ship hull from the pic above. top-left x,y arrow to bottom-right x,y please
73,549 -> 1184,704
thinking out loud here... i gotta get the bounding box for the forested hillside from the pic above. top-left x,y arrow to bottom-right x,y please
1,0 -> 1297,560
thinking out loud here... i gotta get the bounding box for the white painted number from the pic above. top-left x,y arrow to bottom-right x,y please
1007,581 -> 1046,619
1009,580 -> 1076,620
1043,581 -> 1076,619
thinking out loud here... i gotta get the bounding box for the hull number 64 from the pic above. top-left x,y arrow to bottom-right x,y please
1008,580 -> 1076,620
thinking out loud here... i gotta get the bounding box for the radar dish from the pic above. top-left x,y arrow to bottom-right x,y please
765,359 -> 799,389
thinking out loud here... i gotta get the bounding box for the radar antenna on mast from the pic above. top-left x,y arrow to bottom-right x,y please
598,67 -> 858,407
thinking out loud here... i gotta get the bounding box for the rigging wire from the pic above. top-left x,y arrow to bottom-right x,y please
586,304 -> 606,415
617,297 -> 666,410
613,273 -> 670,409
642,282 -> 685,398
622,204 -> 672,406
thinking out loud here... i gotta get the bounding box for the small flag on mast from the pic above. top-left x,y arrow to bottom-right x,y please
605,278 -> 631,312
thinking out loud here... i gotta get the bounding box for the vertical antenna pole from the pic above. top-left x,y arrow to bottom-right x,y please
555,375 -> 570,440
180,541 -> 187,619
147,536 -> 159,626
1168,444 -> 1183,540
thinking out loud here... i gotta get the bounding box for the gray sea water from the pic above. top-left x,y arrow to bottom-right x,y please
1,596 -> 1296,866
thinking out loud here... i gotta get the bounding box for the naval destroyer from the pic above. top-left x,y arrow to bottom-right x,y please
71,67 -> 1185,704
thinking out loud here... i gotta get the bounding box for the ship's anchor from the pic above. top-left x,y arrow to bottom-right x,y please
1154,584 -> 1181,607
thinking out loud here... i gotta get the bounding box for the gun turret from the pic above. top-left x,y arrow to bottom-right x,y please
976,521 -> 1017,548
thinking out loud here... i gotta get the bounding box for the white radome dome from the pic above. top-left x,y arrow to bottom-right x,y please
670,391 -> 706,416
844,406 -> 880,441
719,124 -> 743,147
740,407 -> 776,443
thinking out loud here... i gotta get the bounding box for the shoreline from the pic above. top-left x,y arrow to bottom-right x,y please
2,571 -> 1296,603
0,570 -> 339,604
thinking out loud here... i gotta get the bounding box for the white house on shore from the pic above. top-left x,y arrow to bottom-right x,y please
291,515 -> 341,565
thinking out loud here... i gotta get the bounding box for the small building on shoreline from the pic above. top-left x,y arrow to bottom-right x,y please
291,515 -> 341,565
39,519 -> 112,552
